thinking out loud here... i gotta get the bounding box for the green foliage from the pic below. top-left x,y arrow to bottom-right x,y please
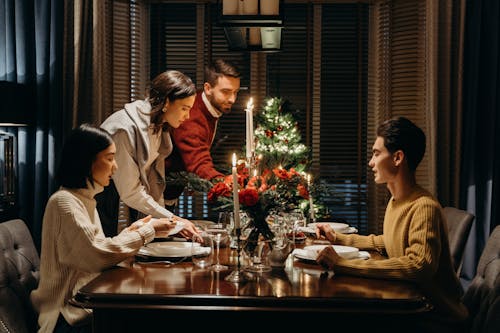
254,97 -> 310,171
165,171 -> 213,194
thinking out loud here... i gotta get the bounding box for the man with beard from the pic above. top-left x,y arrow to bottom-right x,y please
164,59 -> 241,202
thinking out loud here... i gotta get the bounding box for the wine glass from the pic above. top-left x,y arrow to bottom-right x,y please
205,226 -> 229,271
218,211 -> 235,248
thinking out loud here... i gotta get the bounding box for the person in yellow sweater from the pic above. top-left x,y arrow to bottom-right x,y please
315,117 -> 468,332
31,124 -> 178,333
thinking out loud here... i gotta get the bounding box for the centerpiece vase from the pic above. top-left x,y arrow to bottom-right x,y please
242,211 -> 275,273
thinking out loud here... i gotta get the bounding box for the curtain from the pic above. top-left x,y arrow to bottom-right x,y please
436,0 -> 466,207
0,0 -> 63,249
460,0 -> 500,284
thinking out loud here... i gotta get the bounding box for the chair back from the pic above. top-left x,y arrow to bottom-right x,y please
0,219 -> 40,333
463,225 -> 500,333
443,207 -> 475,274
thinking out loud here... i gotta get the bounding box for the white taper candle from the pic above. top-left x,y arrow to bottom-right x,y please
232,153 -> 241,229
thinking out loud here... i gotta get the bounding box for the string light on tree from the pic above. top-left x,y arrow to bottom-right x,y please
254,97 -> 309,172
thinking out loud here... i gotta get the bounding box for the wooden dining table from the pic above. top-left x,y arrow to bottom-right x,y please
71,238 -> 433,332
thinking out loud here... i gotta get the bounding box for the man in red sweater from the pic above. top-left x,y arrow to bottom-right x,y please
164,59 -> 241,201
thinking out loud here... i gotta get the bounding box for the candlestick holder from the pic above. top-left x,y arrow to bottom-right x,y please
225,227 -> 247,283
246,152 -> 258,176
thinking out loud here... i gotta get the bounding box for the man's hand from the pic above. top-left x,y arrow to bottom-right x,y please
316,246 -> 341,270
315,223 -> 337,243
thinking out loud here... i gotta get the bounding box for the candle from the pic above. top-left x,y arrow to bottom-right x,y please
307,174 -> 315,221
232,153 -> 241,229
245,97 -> 254,159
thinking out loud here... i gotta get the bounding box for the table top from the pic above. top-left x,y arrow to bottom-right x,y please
72,239 -> 432,315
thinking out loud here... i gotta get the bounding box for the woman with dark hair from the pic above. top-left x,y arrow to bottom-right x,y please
31,124 -> 177,333
97,70 -> 199,238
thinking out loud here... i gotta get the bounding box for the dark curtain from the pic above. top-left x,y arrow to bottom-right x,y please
0,0 -> 63,249
461,0 -> 500,284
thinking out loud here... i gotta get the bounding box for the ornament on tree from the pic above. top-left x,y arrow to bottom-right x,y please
254,97 -> 310,171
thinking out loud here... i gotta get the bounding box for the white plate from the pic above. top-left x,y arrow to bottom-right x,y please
139,241 -> 195,258
294,245 -> 360,261
306,222 -> 350,233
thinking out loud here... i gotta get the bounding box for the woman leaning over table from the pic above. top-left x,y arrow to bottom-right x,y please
31,124 -> 177,333
97,70 -> 199,239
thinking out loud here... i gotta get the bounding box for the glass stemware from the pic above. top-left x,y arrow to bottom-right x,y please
206,226 -> 229,271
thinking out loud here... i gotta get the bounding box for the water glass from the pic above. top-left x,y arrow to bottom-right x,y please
191,232 -> 214,269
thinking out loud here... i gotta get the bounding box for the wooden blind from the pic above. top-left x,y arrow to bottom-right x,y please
368,0 -> 432,233
319,4 -> 369,233
109,0 -> 146,228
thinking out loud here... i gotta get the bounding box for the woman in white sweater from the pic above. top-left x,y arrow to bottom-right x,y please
97,70 -> 198,239
31,124 -> 177,333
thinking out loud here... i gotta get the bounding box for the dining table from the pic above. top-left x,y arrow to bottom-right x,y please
71,236 -> 433,332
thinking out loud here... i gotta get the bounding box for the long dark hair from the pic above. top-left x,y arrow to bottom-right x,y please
56,124 -> 114,189
148,70 -> 196,132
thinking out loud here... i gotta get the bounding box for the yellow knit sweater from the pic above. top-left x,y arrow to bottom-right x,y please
335,186 -> 468,323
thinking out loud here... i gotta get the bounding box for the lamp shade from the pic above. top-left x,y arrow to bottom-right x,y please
219,0 -> 283,52
0,81 -> 34,126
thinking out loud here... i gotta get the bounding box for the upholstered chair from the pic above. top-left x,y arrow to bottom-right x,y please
0,219 -> 40,333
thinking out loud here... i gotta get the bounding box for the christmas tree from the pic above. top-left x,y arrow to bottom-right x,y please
254,97 -> 310,172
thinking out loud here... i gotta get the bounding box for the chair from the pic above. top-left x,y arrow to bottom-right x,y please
0,219 -> 40,333
463,225 -> 500,333
443,206 -> 475,274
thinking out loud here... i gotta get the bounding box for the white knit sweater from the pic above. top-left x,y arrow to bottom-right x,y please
30,181 -> 155,333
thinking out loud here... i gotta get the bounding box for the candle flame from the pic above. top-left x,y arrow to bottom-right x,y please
232,153 -> 237,167
246,97 -> 254,112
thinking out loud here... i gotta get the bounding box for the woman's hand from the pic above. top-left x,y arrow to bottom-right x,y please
316,246 -> 341,270
149,217 -> 178,238
174,217 -> 200,239
127,215 -> 153,231
315,223 -> 337,243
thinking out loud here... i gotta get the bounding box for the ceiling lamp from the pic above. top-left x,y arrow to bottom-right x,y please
218,0 -> 283,52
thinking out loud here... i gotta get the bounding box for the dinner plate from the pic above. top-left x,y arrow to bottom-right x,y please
294,245 -> 360,261
306,222 -> 350,233
139,241 -> 195,258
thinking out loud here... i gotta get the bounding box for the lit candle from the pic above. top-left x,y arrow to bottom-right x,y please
232,153 -> 241,229
307,174 -> 315,221
245,97 -> 254,159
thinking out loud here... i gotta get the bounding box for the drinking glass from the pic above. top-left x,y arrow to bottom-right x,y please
205,226 -> 229,271
218,211 -> 235,248
191,232 -> 214,269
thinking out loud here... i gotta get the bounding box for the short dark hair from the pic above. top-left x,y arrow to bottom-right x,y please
148,70 -> 197,129
205,59 -> 241,87
377,117 -> 426,172
57,124 -> 114,189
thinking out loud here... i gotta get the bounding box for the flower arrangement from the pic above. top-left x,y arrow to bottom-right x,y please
207,157 -> 312,244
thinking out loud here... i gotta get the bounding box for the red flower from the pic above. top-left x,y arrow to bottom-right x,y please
207,182 -> 231,202
273,168 -> 290,180
239,188 -> 259,206
297,183 -> 309,199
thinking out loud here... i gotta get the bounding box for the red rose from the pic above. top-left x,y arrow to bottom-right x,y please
239,188 -> 259,206
297,183 -> 309,199
273,168 -> 290,180
207,182 -> 231,202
